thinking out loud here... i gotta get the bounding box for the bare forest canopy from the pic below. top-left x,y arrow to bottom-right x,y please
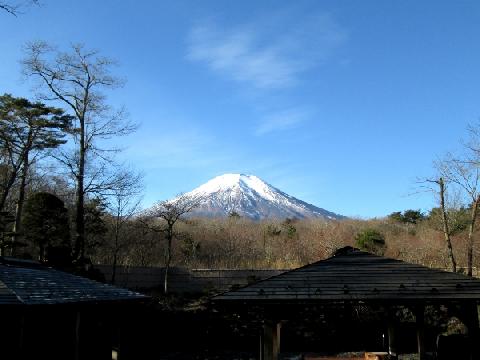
86,212 -> 480,271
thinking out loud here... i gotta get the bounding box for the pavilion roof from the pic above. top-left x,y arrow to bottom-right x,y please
0,257 -> 148,305
214,247 -> 480,303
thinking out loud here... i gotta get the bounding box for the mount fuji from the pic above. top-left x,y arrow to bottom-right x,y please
176,173 -> 344,220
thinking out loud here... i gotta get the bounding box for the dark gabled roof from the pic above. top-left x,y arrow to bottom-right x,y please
0,258 -> 148,305
214,247 -> 480,303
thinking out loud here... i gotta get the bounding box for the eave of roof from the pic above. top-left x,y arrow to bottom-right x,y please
0,258 -> 148,306
0,279 -> 22,305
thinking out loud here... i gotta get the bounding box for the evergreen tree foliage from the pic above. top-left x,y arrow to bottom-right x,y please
402,209 -> 425,224
228,211 -> 241,218
22,192 -> 70,262
84,198 -> 108,254
388,209 -> 425,224
355,228 -> 385,255
0,210 -> 15,255
427,207 -> 470,235
388,211 -> 403,223
0,94 -> 71,212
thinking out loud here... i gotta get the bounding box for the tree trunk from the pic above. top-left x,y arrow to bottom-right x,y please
0,161 -> 22,212
111,216 -> 120,284
39,243 -> 45,262
111,249 -> 118,284
12,149 -> 30,256
467,196 -> 480,276
0,178 -> 14,212
74,121 -> 86,261
164,227 -> 173,294
439,177 -> 457,272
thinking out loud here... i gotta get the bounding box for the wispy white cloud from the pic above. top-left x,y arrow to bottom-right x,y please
255,107 -> 313,136
187,13 -> 347,90
125,128 -> 225,169
188,26 -> 297,89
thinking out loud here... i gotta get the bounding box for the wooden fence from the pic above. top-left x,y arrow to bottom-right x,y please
94,265 -> 286,293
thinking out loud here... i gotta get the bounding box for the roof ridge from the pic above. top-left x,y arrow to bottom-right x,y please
0,256 -> 47,269
213,247 -> 480,302
211,247 -> 371,300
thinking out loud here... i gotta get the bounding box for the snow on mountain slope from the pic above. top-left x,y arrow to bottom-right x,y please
178,173 -> 344,220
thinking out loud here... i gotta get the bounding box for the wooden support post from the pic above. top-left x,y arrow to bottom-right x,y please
74,311 -> 81,360
259,330 -> 263,360
118,323 -> 124,360
415,305 -> 426,360
18,311 -> 25,360
465,302 -> 479,360
261,321 -> 281,360
387,324 -> 396,357
387,309 -> 397,358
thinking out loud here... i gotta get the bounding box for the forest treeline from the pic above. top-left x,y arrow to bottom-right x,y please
2,41 -> 480,289
90,209 -> 479,272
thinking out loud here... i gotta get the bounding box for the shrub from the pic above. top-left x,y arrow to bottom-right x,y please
355,228 -> 385,255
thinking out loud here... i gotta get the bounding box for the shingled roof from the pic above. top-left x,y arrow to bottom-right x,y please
214,247 -> 480,303
0,257 -> 147,305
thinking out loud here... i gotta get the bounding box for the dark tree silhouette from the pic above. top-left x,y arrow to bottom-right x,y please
22,192 -> 70,262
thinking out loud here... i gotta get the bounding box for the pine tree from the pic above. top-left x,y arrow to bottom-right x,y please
0,94 -> 72,252
22,192 -> 70,262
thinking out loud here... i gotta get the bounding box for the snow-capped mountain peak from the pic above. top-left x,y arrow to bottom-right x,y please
191,174 -> 276,201
180,173 -> 344,220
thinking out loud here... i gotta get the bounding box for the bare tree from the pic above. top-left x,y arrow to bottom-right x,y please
105,168 -> 143,284
423,177 -> 457,272
436,155 -> 480,276
438,177 -> 458,273
144,193 -> 202,293
0,1 -> 39,16
22,42 -> 136,262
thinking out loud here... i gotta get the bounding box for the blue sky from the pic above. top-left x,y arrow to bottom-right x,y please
1,0 -> 480,218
